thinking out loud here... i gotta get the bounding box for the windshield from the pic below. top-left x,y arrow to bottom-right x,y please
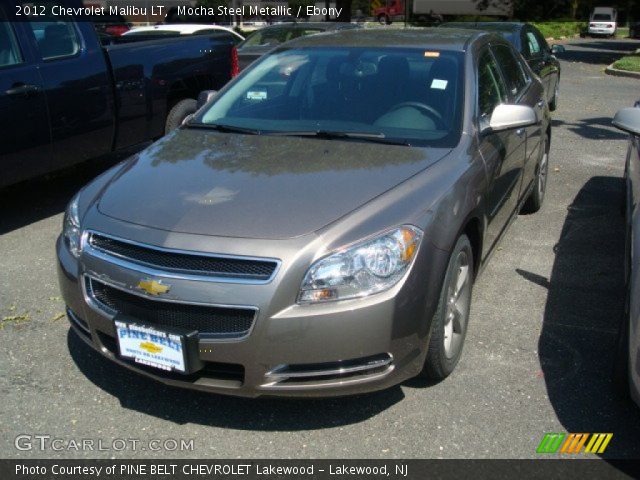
195,47 -> 464,147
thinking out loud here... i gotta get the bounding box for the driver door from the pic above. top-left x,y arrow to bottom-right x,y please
476,47 -> 525,259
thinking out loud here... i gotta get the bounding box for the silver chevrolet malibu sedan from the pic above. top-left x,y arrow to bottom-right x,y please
57,29 -> 551,397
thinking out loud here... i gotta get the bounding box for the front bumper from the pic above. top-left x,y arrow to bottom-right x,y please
57,231 -> 448,398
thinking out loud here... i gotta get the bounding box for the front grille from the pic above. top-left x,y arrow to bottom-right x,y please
86,278 -> 256,338
88,233 -> 278,282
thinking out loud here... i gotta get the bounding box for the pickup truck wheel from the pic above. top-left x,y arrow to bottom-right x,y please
378,14 -> 390,25
521,135 -> 549,214
421,234 -> 473,380
165,99 -> 198,134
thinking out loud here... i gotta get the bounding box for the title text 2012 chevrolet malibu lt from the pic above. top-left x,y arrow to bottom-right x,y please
57,29 -> 551,397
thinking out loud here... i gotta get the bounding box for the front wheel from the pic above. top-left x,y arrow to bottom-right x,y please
421,234 -> 474,380
549,82 -> 559,111
522,135 -> 550,214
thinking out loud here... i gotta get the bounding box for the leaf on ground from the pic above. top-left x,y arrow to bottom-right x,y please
1,313 -> 31,328
51,312 -> 66,322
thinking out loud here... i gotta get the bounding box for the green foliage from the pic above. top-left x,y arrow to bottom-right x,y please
530,21 -> 585,38
613,55 -> 640,73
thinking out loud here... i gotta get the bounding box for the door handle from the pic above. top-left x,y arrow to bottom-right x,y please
515,128 -> 525,137
5,84 -> 40,97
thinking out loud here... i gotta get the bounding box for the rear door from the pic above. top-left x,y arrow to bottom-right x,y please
22,13 -> 114,172
0,9 -> 51,187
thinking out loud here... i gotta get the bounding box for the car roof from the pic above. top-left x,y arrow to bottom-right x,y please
250,22 -> 360,32
281,27 -> 487,51
440,21 -> 525,32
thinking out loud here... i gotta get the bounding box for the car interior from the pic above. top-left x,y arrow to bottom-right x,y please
211,49 -> 463,144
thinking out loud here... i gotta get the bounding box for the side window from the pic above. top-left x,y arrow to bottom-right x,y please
533,29 -> 550,53
28,21 -> 79,60
478,50 -> 507,120
526,31 -> 541,56
491,44 -> 528,98
0,10 -> 23,67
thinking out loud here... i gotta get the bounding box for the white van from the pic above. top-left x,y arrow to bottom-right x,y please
588,7 -> 617,37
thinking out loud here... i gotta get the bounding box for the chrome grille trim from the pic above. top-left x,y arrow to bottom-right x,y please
82,275 -> 258,340
82,230 -> 281,284
263,354 -> 393,387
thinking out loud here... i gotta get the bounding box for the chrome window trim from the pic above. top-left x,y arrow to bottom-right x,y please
81,230 -> 281,285
82,274 -> 259,341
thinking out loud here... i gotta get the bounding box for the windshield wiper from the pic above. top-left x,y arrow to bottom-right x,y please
268,130 -> 411,146
186,122 -> 261,135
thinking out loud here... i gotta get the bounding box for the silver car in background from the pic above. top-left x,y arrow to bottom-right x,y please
57,29 -> 551,397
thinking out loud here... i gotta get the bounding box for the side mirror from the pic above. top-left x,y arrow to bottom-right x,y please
612,107 -> 640,136
488,104 -> 538,132
196,90 -> 217,110
551,44 -> 566,54
181,114 -> 194,126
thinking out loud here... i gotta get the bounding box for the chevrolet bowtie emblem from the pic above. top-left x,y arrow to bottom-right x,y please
137,279 -> 170,296
139,341 -> 163,354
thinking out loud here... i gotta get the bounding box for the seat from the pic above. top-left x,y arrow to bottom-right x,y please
425,57 -> 458,128
373,55 -> 410,117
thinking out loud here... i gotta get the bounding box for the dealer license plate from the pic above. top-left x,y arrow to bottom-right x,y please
115,320 -> 187,373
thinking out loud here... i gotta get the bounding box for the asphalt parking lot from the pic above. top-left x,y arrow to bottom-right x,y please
1,36 -> 640,460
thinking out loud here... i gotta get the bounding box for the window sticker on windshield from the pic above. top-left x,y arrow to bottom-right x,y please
424,51 -> 440,58
247,91 -> 267,101
431,79 -> 448,90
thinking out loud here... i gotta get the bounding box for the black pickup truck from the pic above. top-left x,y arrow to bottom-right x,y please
1,0 -> 239,187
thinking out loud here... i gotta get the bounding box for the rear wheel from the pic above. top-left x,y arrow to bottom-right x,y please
165,98 -> 197,134
378,14 -> 390,25
422,235 -> 474,380
522,135 -> 549,214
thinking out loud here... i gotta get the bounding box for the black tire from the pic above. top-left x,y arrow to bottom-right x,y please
378,14 -> 390,25
549,82 -> 559,112
522,135 -> 550,214
165,98 -> 197,135
422,234 -> 474,380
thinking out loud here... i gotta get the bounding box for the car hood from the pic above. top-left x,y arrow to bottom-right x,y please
97,128 -> 451,240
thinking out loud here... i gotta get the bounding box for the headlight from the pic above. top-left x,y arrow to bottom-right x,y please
63,193 -> 82,258
298,226 -> 423,303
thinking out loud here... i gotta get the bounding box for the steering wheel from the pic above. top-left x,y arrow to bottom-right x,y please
386,102 -> 446,129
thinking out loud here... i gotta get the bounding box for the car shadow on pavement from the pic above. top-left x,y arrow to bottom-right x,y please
551,118 -> 628,141
517,176 -> 640,458
0,151 -> 134,235
556,39 -> 639,65
67,329 -> 404,430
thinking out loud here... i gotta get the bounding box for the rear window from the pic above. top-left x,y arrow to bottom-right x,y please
593,14 -> 612,21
